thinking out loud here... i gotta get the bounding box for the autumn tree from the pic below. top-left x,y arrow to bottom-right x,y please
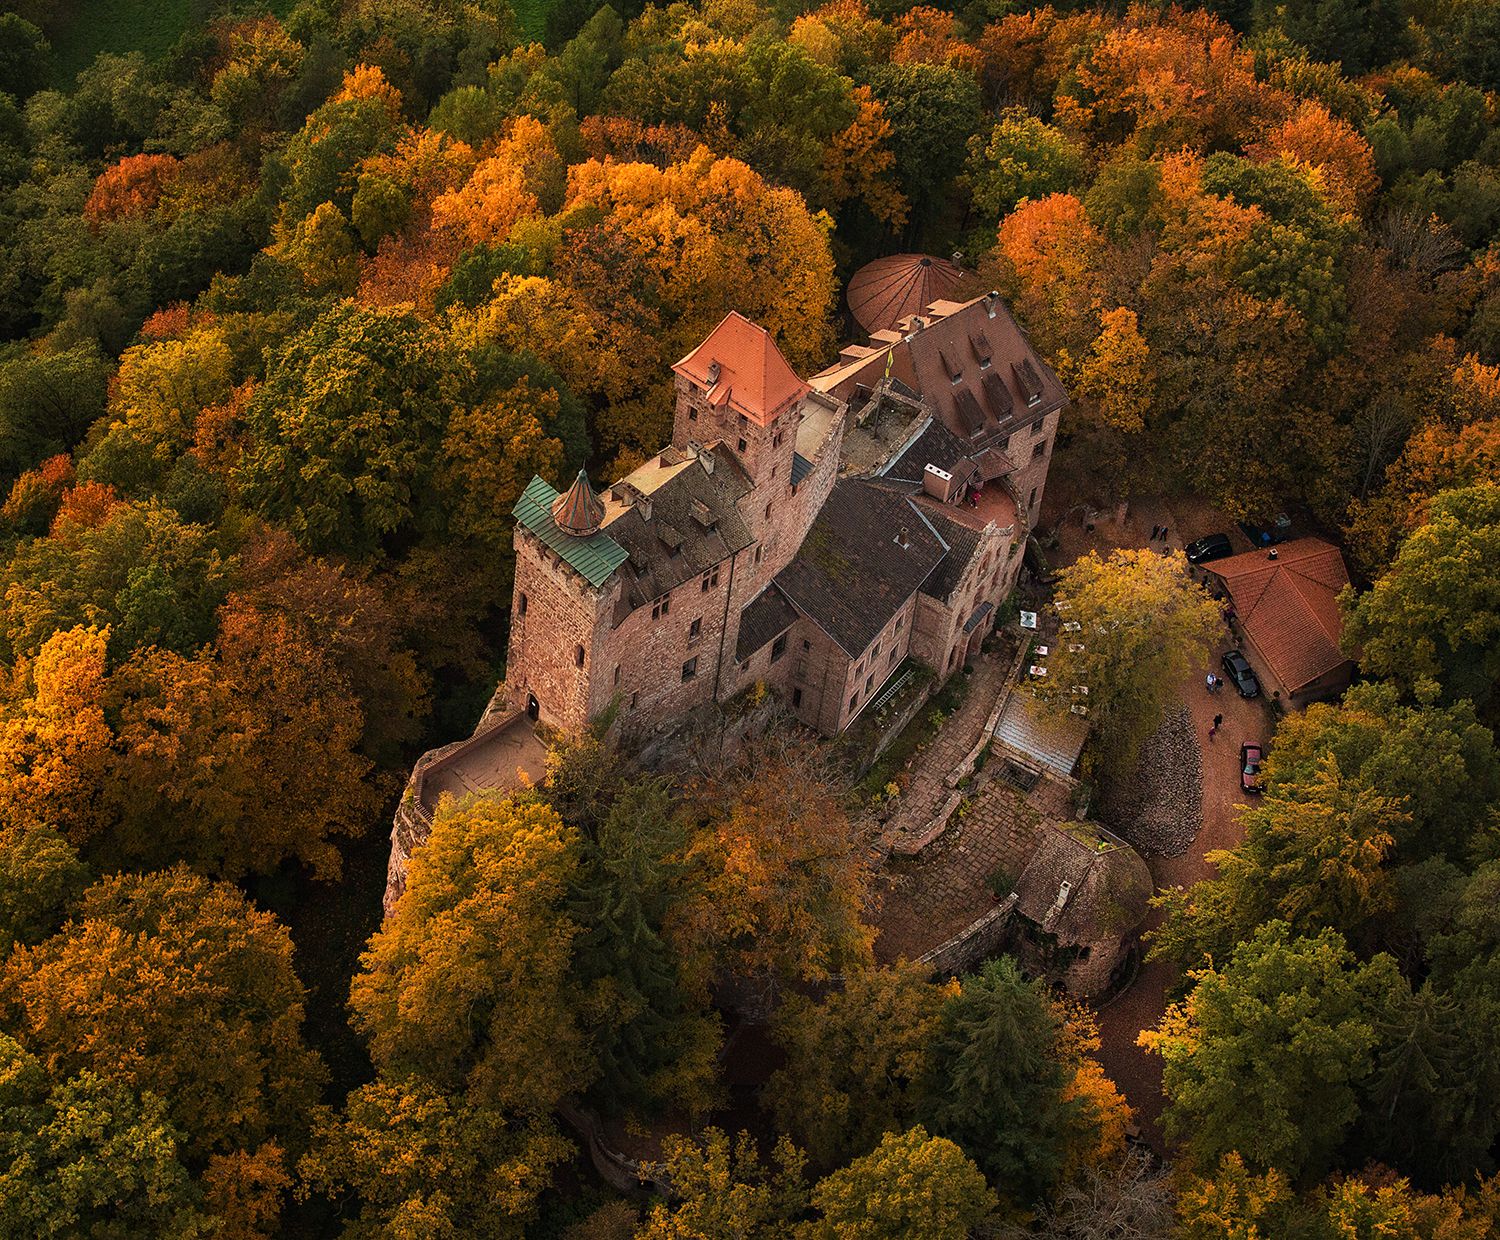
967,107 -> 1085,219
298,1081 -> 572,1238
1150,755 -> 1405,968
0,1034 -> 208,1238
1034,549 -> 1220,777
0,867 -> 325,1223
100,603 -> 379,880
1175,1153 -> 1298,1238
918,957 -> 1096,1205
1066,305 -> 1154,435
802,1127 -> 995,1240
0,343 -> 111,483
0,498 -> 233,663
0,826 -> 89,956
571,777 -> 722,1120
350,793 -> 593,1114
234,302 -> 465,557
767,961 -> 955,1168
679,746 -> 875,994
0,626 -> 114,842
1259,682 -> 1500,862
1342,484 -> 1500,709
637,1128 -> 808,1240
1142,922 -> 1403,1178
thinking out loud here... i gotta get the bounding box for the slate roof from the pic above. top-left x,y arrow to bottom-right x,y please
1206,538 -> 1353,693
735,585 -> 800,661
603,444 -> 755,609
1013,822 -> 1152,945
774,479 -> 947,656
917,504 -> 981,601
880,417 -> 974,485
514,477 -> 629,588
672,312 -> 809,427
791,451 -> 814,485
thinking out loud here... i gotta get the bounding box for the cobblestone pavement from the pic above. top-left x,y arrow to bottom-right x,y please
872,645 -> 1079,963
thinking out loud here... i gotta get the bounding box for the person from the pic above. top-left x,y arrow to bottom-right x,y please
1151,524 -> 1162,541
1210,712 -> 1223,740
1206,672 -> 1217,692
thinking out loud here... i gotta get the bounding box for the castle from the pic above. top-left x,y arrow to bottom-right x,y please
502,290 -> 1067,740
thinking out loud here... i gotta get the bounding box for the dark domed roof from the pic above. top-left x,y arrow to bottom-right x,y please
846,253 -> 967,335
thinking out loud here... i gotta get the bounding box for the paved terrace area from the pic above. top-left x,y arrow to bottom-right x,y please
872,648 -> 1081,963
418,712 -> 549,813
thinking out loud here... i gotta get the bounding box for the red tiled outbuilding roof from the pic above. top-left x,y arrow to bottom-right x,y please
1207,538 -> 1353,694
672,312 -> 810,427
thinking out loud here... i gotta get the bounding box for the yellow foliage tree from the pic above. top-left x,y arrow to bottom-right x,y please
1069,306 -> 1153,433
350,793 -> 592,1115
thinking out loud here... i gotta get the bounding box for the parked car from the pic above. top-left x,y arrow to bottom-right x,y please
1221,650 -> 1261,698
1240,741 -> 1265,794
1184,532 -> 1234,565
1238,514 -> 1293,547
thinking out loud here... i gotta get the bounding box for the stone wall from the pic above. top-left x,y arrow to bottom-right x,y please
918,895 -> 1018,977
507,531 -> 615,732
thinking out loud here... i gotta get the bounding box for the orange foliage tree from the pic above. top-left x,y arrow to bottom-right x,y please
82,154 -> 181,229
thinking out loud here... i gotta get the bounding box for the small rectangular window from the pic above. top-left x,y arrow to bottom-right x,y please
613,664 -> 621,685
754,546 -> 764,565
895,616 -> 903,632
1031,417 -> 1044,434
849,692 -> 859,711
518,592 -> 528,615
1032,440 -> 1045,461
865,674 -> 874,692
872,641 -> 881,658
802,639 -> 811,652
689,617 -> 702,642
792,687 -> 803,707
889,647 -> 898,664
855,661 -> 863,677
682,657 -> 698,681
630,692 -> 639,710
688,407 -> 697,421
1029,487 -> 1038,508
737,437 -> 748,453
652,593 -> 672,621
764,501 -> 773,519
771,633 -> 787,662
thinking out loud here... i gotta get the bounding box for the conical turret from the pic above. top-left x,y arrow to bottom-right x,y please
551,469 -> 604,537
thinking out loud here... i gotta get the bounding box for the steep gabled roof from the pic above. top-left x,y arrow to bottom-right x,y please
672,312 -> 810,427
1207,538 -> 1353,693
774,479 -> 947,656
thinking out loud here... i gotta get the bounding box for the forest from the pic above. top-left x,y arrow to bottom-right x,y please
0,0 -> 1497,1233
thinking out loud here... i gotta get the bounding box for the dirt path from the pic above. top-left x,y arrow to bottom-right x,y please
1048,495 -> 1274,1149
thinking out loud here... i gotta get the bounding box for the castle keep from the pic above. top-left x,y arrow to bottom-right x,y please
504,291 -> 1067,740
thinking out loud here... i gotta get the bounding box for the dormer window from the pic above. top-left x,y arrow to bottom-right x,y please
969,332 -> 993,368
938,348 -> 963,385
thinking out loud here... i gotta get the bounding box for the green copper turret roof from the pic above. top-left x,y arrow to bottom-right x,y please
513,475 -> 628,588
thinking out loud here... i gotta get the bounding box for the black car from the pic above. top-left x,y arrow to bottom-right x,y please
1221,650 -> 1261,698
1238,514 -> 1292,547
1185,533 -> 1234,565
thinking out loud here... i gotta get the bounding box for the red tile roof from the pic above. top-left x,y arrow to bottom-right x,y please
1208,538 -> 1352,693
672,312 -> 809,427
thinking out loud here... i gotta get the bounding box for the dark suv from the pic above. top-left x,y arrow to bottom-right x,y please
1184,533 -> 1234,565
1221,650 -> 1261,698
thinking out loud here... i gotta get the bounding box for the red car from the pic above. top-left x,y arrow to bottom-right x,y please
1240,741 -> 1265,794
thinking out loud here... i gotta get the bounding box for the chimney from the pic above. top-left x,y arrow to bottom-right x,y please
895,526 -> 910,549
985,291 -> 999,319
1268,548 -> 1278,560
923,463 -> 955,502
706,361 -> 721,388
